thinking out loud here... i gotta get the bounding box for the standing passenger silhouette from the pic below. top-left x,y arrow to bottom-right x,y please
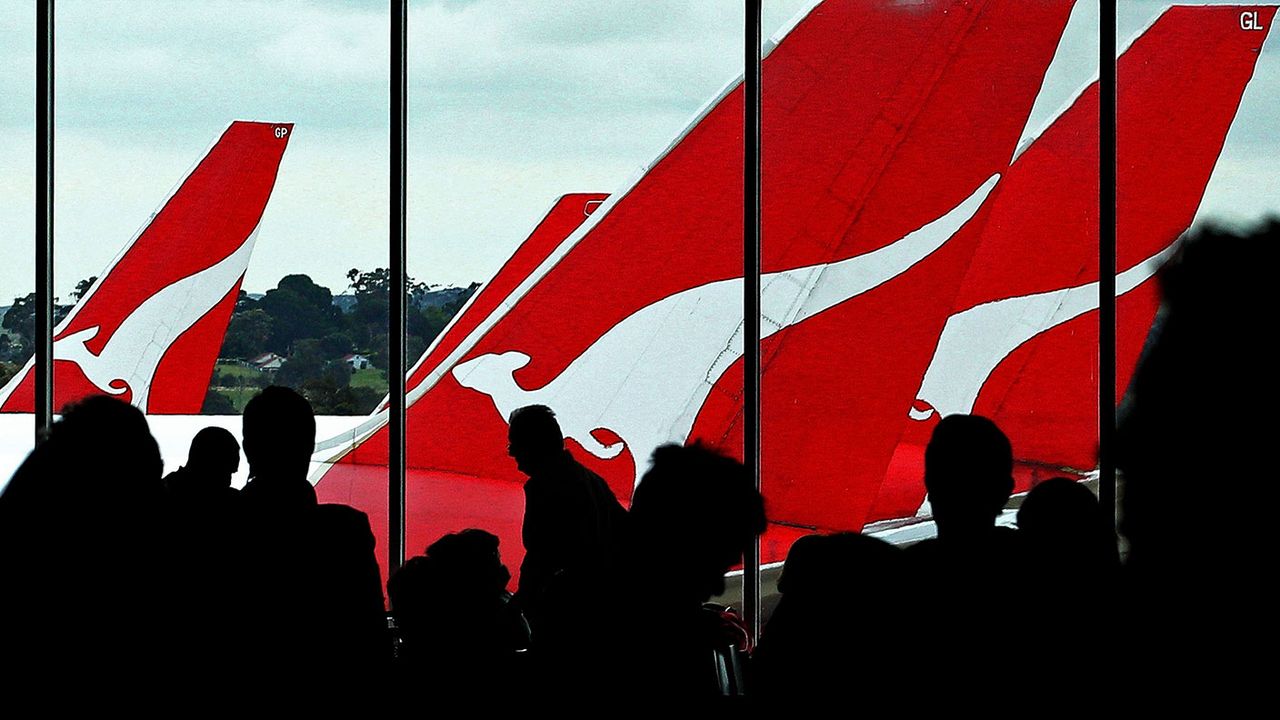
905,413 -> 1024,693
236,386 -> 390,673
507,404 -> 625,630
164,425 -> 242,667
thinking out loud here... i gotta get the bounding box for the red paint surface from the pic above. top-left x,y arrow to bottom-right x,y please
2,121 -> 292,414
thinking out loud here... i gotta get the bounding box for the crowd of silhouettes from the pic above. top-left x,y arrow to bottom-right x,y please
0,385 -> 389,690
0,220 -> 1266,700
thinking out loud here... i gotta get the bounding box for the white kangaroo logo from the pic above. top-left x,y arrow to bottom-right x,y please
454,175 -> 999,486
48,228 -> 260,410
910,242 -> 1177,421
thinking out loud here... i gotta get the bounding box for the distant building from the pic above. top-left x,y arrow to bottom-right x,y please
250,352 -> 285,371
343,353 -> 371,371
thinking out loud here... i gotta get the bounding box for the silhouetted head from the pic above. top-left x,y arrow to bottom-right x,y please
507,404 -> 564,476
388,555 -> 434,611
0,395 -> 165,668
777,532 -> 901,600
426,528 -> 511,594
391,530 -> 519,661
387,555 -> 436,640
1018,477 -> 1117,568
2,395 -> 163,520
1019,477 -> 1102,540
61,394 -> 163,475
185,426 -> 240,487
924,414 -> 1013,539
629,443 -> 766,602
242,386 -> 316,482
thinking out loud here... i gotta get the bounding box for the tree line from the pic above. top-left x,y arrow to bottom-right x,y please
0,271 -> 477,416
0,277 -> 96,387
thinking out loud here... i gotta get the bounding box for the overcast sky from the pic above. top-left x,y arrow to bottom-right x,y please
1,0 -> 1277,299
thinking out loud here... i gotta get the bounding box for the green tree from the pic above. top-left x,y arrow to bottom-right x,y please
276,339 -> 350,392
367,332 -> 390,371
3,294 -> 38,347
220,308 -> 274,359
201,388 -> 237,414
195,271 -> 479,415
71,276 -> 97,302
299,373 -> 383,414
3,290 -> 80,348
346,267 -> 427,301
0,360 -> 20,387
234,289 -> 258,312
319,330 -> 356,358
258,275 -> 342,353
0,332 -> 31,365
346,269 -> 429,326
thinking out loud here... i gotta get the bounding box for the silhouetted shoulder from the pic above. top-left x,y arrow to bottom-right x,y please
314,503 -> 377,545
240,474 -> 317,514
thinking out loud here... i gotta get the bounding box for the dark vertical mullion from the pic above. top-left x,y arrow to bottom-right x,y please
1099,2 -> 1118,532
389,0 -> 407,576
743,0 -> 762,643
35,0 -> 54,439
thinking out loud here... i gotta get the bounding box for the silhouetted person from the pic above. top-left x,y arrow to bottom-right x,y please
1118,222 -> 1271,578
425,529 -> 528,653
918,414 -> 1016,543
624,443 -> 766,697
1018,476 -> 1119,579
165,425 -> 240,506
388,555 -> 435,661
905,414 -> 1022,691
235,386 -> 389,673
1116,221 -> 1275,692
163,426 -> 243,666
389,530 -> 529,693
507,404 -> 625,628
538,443 -> 765,699
1016,477 -> 1119,675
241,386 -> 319,514
751,532 -> 907,701
0,396 -> 166,677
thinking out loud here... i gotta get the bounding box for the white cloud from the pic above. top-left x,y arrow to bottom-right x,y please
3,0 -> 788,296
5,0 -> 1277,300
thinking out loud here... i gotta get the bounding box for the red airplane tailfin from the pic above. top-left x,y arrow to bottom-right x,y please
869,4 -> 1275,522
0,121 -> 294,414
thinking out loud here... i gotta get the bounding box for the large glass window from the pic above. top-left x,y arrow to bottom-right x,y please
12,0 -> 1257,645
1114,1 -> 1278,548
402,0 -> 746,589
758,0 -> 1101,563
0,3 -> 37,484
51,0 -> 390,565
